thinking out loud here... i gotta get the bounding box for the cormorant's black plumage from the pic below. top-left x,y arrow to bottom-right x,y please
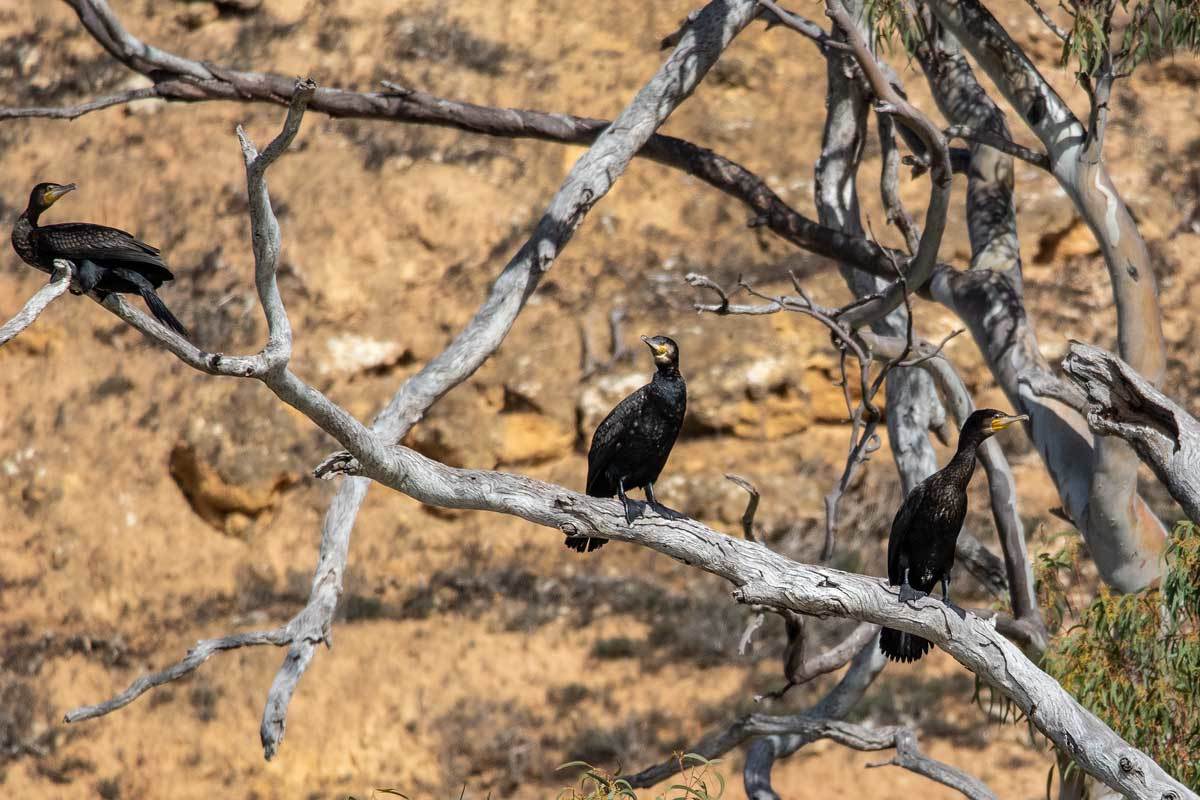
880,408 -> 1027,662
11,182 -> 187,335
567,335 -> 686,552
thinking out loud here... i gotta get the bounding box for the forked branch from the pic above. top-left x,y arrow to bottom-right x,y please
630,714 -> 996,800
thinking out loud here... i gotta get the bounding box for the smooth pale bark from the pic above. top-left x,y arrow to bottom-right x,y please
910,27 -> 1042,635
924,0 -> 1166,592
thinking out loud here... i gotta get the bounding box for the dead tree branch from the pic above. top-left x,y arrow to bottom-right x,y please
943,124 -> 1051,172
756,620 -> 879,700
725,473 -> 762,543
1022,0 -> 1070,41
758,0 -> 850,53
744,639 -> 885,799
309,445 -> 1193,800
0,261 -> 73,346
825,0 -> 953,329
632,713 -> 996,799
924,0 -> 1169,592
1062,342 -> 1200,524
57,0 -> 765,760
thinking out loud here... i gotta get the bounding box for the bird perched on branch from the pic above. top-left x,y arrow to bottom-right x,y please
12,182 -> 187,335
566,335 -> 687,553
880,408 -> 1028,663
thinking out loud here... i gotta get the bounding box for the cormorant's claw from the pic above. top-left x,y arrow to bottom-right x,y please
897,583 -> 927,604
621,497 -> 647,526
648,501 -> 686,521
942,598 -> 969,620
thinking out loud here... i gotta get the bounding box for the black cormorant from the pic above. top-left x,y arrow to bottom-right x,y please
566,335 -> 686,552
12,182 -> 187,335
880,408 -> 1028,662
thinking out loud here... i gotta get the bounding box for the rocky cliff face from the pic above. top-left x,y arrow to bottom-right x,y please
1,1 -> 1198,797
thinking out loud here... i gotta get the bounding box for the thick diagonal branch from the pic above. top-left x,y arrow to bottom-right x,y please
308,445 -> 1192,800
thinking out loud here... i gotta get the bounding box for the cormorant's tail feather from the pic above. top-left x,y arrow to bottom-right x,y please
564,535 -> 607,553
879,627 -> 931,662
140,287 -> 187,336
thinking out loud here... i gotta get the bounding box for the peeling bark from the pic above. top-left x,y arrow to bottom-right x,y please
924,0 -> 1167,592
1063,343 -> 1200,525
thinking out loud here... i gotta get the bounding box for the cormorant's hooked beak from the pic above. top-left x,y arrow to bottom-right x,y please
44,183 -> 77,205
641,335 -> 668,357
989,413 -> 1029,432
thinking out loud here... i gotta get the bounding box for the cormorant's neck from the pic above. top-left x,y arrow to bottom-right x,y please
654,364 -> 681,380
945,433 -> 985,484
18,207 -> 40,227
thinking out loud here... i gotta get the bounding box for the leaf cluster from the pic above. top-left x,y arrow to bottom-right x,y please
557,754 -> 726,800
1061,1 -> 1200,76
1044,522 -> 1200,789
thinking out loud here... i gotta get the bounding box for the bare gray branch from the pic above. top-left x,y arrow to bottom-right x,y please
1063,342 -> 1200,524
0,261 -> 72,346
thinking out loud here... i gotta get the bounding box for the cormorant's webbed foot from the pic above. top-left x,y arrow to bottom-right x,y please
76,259 -> 103,295
941,598 -> 968,620
897,583 -> 927,604
618,493 -> 646,525
939,576 -> 967,619
648,501 -> 685,520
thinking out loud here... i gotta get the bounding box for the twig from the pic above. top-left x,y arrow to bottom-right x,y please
758,0 -> 851,53
631,713 -> 996,799
0,86 -> 160,120
0,262 -> 73,346
65,629 -> 291,722
944,125 -> 1051,171
725,473 -> 761,543
756,621 -> 878,700
1022,0 -> 1070,41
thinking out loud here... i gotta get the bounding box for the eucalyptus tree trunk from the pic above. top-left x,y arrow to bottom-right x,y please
922,0 -> 1168,592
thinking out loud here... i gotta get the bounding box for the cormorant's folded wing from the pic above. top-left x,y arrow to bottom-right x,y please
585,388 -> 645,495
38,223 -> 173,284
887,479 -> 928,585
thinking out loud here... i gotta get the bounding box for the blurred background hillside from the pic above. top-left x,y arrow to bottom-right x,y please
1,0 -> 1199,797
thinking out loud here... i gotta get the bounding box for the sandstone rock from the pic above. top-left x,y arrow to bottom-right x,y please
319,333 -> 410,377
686,354 -> 812,439
405,388 -> 571,468
168,382 -> 309,535
404,389 -> 498,468
495,412 -> 573,467
168,442 -> 297,537
1035,217 -> 1099,263
177,2 -> 219,29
